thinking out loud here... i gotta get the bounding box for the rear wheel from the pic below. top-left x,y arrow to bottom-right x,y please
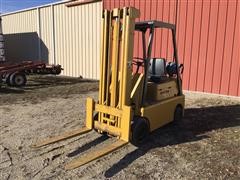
174,105 -> 183,122
10,72 -> 27,87
53,66 -> 62,75
5,73 -> 12,86
131,116 -> 149,146
0,77 -> 2,87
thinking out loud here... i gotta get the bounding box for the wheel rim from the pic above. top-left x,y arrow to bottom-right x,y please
15,75 -> 24,85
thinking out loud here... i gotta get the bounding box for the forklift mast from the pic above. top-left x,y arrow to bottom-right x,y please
96,7 -> 140,142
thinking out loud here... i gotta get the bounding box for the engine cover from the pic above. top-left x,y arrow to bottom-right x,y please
146,79 -> 179,102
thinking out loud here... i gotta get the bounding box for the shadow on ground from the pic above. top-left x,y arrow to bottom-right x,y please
0,76 -> 99,105
0,87 -> 25,94
102,104 -> 240,177
0,75 -> 98,94
67,135 -> 109,158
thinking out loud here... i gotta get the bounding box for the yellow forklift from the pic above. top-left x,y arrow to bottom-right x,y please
33,7 -> 185,170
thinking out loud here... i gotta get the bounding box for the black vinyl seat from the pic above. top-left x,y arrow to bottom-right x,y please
148,58 -> 167,83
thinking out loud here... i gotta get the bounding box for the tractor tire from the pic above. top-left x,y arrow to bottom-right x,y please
173,105 -> 183,122
131,116 -> 149,146
53,67 -> 62,75
0,77 -> 2,87
5,73 -> 12,86
9,72 -> 27,87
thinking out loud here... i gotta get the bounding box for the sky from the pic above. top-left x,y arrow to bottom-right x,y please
0,0 -> 61,14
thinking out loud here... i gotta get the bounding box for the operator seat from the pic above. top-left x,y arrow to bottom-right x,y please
148,58 -> 167,83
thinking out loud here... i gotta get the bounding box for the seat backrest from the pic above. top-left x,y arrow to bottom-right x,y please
148,58 -> 166,77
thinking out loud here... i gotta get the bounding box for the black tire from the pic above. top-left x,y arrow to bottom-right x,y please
0,77 -> 2,87
53,67 -> 62,75
131,116 -> 149,146
174,105 -> 183,122
10,72 -> 27,87
5,73 -> 12,86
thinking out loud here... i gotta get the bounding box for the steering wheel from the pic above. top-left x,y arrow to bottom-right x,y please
132,57 -> 145,73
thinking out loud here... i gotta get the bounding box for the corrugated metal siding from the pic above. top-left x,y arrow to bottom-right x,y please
1,1 -> 102,79
1,9 -> 38,33
2,10 -> 39,61
103,0 -> 240,96
54,2 -> 101,78
39,7 -> 54,64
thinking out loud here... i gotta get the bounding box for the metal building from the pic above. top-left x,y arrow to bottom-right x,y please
1,0 -> 102,79
1,0 -> 239,96
0,17 -> 6,62
104,0 -> 239,97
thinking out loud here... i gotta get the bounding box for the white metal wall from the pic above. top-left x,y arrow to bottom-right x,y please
1,1 -> 102,79
2,10 -> 39,62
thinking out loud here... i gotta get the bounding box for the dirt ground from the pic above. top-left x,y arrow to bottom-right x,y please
0,75 -> 239,180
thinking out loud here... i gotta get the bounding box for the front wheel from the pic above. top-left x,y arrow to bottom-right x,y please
10,72 -> 27,87
131,116 -> 149,146
5,73 -> 12,86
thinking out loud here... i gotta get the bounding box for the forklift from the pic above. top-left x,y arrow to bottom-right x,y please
33,7 -> 185,170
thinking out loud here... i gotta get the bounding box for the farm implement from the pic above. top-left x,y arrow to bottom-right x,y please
0,61 -> 62,87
